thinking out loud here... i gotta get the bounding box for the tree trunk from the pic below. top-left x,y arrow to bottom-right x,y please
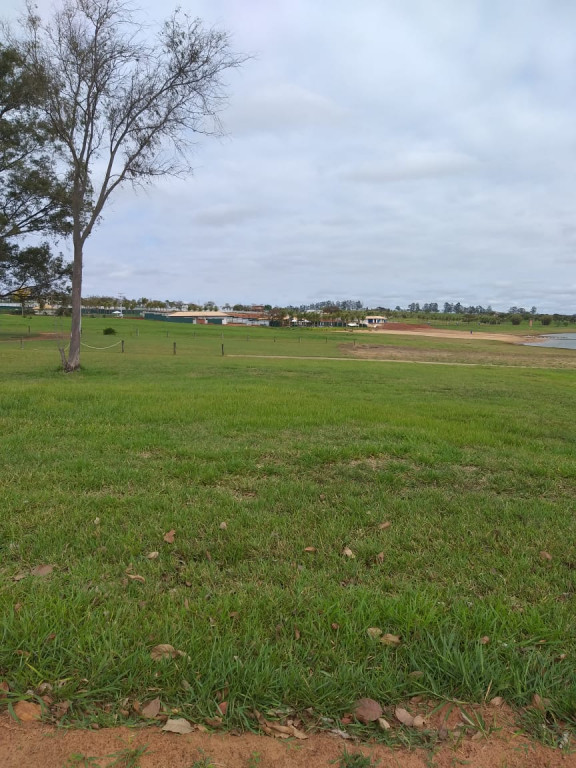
65,236 -> 83,371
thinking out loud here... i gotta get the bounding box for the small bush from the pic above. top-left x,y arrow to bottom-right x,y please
510,314 -> 522,325
540,315 -> 552,326
103,327 -> 117,335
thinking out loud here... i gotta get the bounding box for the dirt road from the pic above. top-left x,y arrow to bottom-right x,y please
0,714 -> 573,768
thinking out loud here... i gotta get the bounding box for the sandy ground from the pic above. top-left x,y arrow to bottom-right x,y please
357,327 -> 533,343
1,712 -> 574,768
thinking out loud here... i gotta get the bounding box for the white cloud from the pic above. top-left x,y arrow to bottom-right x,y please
227,83 -> 343,135
342,150 -> 478,183
5,0 -> 576,311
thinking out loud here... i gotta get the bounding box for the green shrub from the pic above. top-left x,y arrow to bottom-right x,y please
103,327 -> 117,335
510,314 -> 522,325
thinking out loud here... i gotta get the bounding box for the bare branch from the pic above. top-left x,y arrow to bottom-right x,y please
12,0 -> 245,370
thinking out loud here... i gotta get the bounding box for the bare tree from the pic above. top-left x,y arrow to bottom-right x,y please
17,0 -> 243,370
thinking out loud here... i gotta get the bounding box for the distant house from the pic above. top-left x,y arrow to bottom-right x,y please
225,311 -> 269,326
363,315 -> 387,326
163,310 -> 269,326
0,302 -> 20,313
165,311 -> 231,325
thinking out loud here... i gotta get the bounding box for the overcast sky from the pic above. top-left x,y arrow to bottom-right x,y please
6,0 -> 576,311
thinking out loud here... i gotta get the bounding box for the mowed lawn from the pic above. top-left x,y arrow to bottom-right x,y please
1,316 -> 575,731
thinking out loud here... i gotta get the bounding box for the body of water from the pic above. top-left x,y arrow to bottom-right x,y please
527,333 -> 576,350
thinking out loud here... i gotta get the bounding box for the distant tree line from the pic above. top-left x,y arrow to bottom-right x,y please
298,299 -> 364,311
38,295 -> 575,329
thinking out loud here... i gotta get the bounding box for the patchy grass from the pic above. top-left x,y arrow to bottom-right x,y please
0,315 -> 575,736
63,745 -> 148,767
343,339 -> 576,369
334,751 -> 378,768
188,755 -> 216,768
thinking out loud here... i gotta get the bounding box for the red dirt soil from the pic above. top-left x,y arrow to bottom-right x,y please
1,713 -> 574,768
372,323 -> 432,331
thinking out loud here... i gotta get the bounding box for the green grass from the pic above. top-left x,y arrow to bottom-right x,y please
188,755 -> 216,768
1,314 -> 575,733
335,752 -> 377,768
63,746 -> 148,767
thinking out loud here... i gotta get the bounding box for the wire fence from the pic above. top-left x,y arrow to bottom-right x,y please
0,322 -> 362,363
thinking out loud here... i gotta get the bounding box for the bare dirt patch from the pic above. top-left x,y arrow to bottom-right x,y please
342,342 -> 576,368
347,455 -> 395,469
357,325 -> 530,343
0,713 -> 574,767
0,331 -> 65,343
370,322 -> 434,332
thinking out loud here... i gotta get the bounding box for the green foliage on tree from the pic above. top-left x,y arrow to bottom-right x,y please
0,239 -> 71,300
0,44 -> 70,239
0,44 -> 72,304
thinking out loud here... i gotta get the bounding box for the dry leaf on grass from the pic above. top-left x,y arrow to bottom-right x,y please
52,700 -> 70,719
342,547 -> 355,558
217,701 -> 228,716
531,694 -> 551,711
303,547 -> 317,553
489,696 -> 504,707
127,574 -> 145,583
205,716 -> 223,728
340,714 -> 353,725
141,697 -> 161,719
412,715 -> 426,728
219,522 -> 228,530
13,572 -> 28,582
163,529 -> 176,544
0,681 -> 9,696
376,552 -> 385,563
367,627 -> 382,639
215,687 -> 229,702
31,565 -> 54,577
480,636 -> 490,645
146,551 -> 159,560
394,707 -> 415,727
331,622 -> 340,630
381,633 -> 401,647
378,717 -> 391,731
254,710 -> 308,740
13,701 -> 42,722
329,727 -> 355,740
539,551 -> 552,561
161,718 -> 193,734
150,644 -> 183,661
354,698 -> 383,723
378,521 -> 392,530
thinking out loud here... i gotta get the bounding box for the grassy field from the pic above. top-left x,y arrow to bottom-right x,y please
1,314 -> 575,737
